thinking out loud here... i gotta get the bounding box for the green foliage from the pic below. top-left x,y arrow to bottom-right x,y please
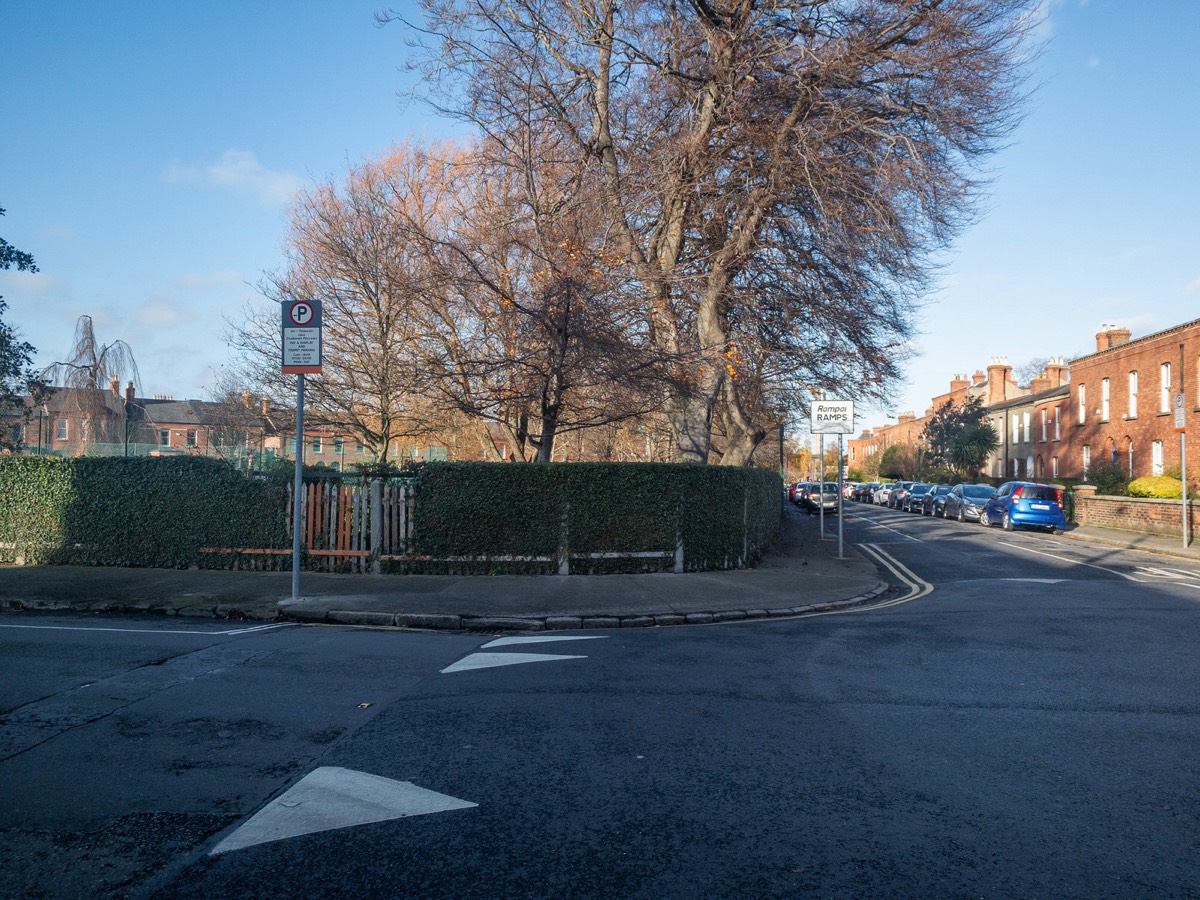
403,462 -> 782,574
1127,476 -> 1184,500
0,456 -> 289,567
922,397 -> 998,479
879,444 -> 916,479
846,468 -> 865,483
1084,461 -> 1130,496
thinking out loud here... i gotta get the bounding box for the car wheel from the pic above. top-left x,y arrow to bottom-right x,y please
1002,512 -> 1014,531
980,510 -> 990,527
956,506 -> 965,522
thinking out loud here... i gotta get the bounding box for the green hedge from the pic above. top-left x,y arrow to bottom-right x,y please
0,456 -> 289,567
402,462 -> 782,575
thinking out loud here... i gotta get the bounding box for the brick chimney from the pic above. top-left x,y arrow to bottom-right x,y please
242,389 -> 253,408
261,398 -> 270,416
987,358 -> 1012,406
949,374 -> 970,394
1029,373 -> 1051,394
1045,357 -> 1068,388
1096,325 -> 1132,352
124,382 -> 135,405
110,375 -> 120,396
897,411 -> 916,426
972,370 -> 986,386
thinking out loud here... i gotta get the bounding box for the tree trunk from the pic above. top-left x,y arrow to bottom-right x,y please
716,377 -> 767,467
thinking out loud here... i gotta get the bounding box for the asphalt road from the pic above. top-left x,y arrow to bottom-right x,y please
2,509 -> 1198,898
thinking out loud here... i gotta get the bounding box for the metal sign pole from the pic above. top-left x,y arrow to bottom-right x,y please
818,432 -> 826,539
837,433 -> 845,559
291,374 -> 305,603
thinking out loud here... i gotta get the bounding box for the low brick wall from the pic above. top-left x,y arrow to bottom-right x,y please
1074,486 -> 1197,538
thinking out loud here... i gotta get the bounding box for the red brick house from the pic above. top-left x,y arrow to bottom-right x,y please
1067,320 -> 1199,480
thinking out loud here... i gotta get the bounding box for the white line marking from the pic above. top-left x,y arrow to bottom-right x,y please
481,635 -> 608,648
211,767 -> 476,855
440,652 -> 587,674
0,622 -> 296,636
993,540 -> 1143,582
843,513 -> 923,542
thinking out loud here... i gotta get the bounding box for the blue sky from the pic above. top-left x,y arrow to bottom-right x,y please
2,1 -> 1198,436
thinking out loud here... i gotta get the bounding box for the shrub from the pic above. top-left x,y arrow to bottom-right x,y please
1127,476 -> 1183,500
0,456 -> 289,566
1084,461 -> 1130,496
406,461 -> 782,574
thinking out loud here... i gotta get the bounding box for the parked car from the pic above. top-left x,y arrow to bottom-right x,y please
854,483 -> 880,502
944,483 -> 998,522
980,481 -> 1067,533
902,483 -> 931,512
874,483 -> 893,505
788,482 -> 806,504
803,481 -> 840,515
921,484 -> 953,516
888,481 -> 915,509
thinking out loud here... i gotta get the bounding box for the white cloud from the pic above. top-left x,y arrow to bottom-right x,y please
163,150 -> 303,207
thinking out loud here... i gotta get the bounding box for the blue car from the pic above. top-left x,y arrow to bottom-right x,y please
979,481 -> 1067,533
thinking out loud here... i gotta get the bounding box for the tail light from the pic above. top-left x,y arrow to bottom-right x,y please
1012,486 -> 1024,500
1055,488 -> 1063,509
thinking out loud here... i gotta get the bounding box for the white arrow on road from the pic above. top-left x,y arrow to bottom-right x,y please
210,767 -> 476,855
441,651 -> 587,673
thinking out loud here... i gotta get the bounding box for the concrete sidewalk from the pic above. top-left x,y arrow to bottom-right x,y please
0,506 -> 887,632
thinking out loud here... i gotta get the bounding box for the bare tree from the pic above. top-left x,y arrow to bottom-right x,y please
40,315 -> 140,448
401,139 -> 665,462
388,0 -> 1037,463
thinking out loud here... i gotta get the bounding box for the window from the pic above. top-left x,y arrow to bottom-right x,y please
289,437 -> 298,456
356,440 -> 365,454
1161,363 -> 1172,413
1011,457 -> 1018,477
1128,371 -> 1138,418
1022,411 -> 1030,443
1127,440 -> 1134,477
1040,409 -> 1047,442
312,436 -> 323,454
1152,441 -> 1164,476
335,437 -> 344,454
1101,378 -> 1110,420
1052,456 -> 1059,477
1082,445 -> 1091,477
1054,406 -> 1061,440
1078,384 -> 1086,424
186,429 -> 197,448
159,429 -> 170,446
1011,414 -> 1019,444
56,419 -> 68,441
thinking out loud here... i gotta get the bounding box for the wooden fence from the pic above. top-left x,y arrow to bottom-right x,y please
267,479 -> 413,573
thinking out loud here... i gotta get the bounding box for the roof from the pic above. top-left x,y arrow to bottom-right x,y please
1069,317 -> 1200,365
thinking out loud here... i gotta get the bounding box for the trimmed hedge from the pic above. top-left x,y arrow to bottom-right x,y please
1127,476 -> 1185,500
0,456 -> 289,567
404,462 -> 782,575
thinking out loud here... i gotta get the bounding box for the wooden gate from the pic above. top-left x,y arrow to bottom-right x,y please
285,479 -> 413,572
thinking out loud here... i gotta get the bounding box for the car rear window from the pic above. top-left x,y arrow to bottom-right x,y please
1021,485 -> 1059,501
963,485 -> 994,499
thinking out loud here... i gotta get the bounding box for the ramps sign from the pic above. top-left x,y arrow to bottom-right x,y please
811,400 -> 854,435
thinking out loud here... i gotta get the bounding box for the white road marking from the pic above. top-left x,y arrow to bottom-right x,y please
993,540 -> 1143,582
843,512 -> 923,542
440,652 -> 587,674
210,767 -> 476,855
1134,566 -> 1200,580
0,622 -> 296,636
481,635 -> 608,648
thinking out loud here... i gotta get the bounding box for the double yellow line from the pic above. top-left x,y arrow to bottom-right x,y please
848,542 -> 934,612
